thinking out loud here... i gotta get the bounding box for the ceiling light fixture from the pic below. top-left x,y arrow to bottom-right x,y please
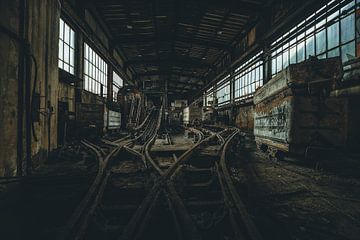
126,25 -> 133,29
217,31 -> 223,35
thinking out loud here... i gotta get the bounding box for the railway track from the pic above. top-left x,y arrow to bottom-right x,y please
120,127 -> 262,240
58,108 -> 261,240
57,107 -> 163,240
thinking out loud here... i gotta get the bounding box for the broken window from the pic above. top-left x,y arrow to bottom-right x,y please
84,43 -> 108,97
58,18 -> 75,74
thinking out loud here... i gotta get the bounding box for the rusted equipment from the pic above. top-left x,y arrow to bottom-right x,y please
108,110 -> 121,131
254,57 -> 347,159
183,103 -> 202,126
76,103 -> 105,137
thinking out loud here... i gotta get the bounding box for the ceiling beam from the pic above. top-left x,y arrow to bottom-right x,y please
198,0 -> 262,16
125,56 -> 215,70
135,70 -> 206,80
97,0 -> 261,17
115,35 -> 232,51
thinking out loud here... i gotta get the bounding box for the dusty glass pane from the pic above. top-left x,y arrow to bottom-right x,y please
341,13 -> 355,44
297,41 -> 305,62
327,22 -> 339,49
341,41 -> 355,62
316,29 -> 326,54
306,36 -> 315,58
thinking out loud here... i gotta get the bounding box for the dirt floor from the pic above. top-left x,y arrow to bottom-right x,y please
228,133 -> 360,240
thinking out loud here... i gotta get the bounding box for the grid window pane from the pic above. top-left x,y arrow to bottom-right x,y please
204,87 -> 214,107
216,76 -> 231,106
83,43 -> 108,97
341,41 -> 355,62
58,18 -> 75,75
306,36 -> 315,58
234,52 -> 263,101
328,47 -> 340,57
271,0 -> 356,76
316,30 -> 326,55
327,22 -> 339,49
297,41 -> 305,62
341,13 -> 355,44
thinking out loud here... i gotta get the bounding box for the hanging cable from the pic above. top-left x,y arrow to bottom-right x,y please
30,54 -> 38,142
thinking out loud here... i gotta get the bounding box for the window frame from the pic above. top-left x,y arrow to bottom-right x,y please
234,51 -> 263,101
58,18 -> 76,75
83,42 -> 108,97
216,75 -> 231,106
270,0 -> 357,77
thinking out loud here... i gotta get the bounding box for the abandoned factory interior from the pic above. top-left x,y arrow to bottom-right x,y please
1,0 -> 360,239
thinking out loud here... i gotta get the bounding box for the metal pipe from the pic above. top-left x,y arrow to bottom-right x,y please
25,49 -> 32,175
45,5 -> 52,158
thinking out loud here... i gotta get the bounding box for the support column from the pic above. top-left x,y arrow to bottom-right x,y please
230,69 -> 235,104
263,44 -> 272,85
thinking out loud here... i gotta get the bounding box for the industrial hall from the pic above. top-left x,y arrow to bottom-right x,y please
0,0 -> 360,239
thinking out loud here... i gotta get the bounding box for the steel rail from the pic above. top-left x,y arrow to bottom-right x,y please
120,132 -> 223,240
58,140 -> 121,240
59,108 -> 163,240
218,129 -> 263,240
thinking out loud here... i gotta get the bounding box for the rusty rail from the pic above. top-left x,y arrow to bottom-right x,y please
58,108 -> 163,240
218,129 -> 263,240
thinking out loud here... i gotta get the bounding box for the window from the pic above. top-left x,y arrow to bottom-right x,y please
216,76 -> 231,106
234,51 -> 263,101
59,18 -> 76,74
113,71 -> 123,102
84,43 -> 108,96
270,0 -> 357,77
204,87 -> 214,107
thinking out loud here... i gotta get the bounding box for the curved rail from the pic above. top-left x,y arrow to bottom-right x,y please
58,108 -> 163,240
120,131 -> 223,240
58,140 -> 122,240
122,127 -> 263,240
217,129 -> 263,240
